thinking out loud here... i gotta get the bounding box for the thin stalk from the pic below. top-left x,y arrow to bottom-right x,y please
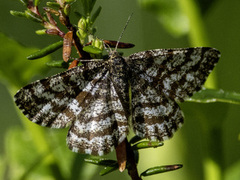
176,0 -> 217,89
176,1 -> 222,180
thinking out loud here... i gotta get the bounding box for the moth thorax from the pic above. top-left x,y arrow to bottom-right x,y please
108,55 -> 126,76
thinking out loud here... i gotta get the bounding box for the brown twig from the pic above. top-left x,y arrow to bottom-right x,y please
57,9 -> 91,61
28,1 -> 91,66
64,16 -> 91,69
116,139 -> 142,180
126,139 -> 142,180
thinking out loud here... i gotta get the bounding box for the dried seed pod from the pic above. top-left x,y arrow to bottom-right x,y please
63,31 -> 73,62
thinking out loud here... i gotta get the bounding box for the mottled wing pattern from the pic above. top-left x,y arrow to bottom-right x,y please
67,71 -> 128,155
126,47 -> 220,141
14,46 -> 220,155
130,74 -> 184,141
126,47 -> 220,102
14,62 -> 105,128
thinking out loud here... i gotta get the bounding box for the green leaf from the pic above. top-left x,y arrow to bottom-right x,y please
10,10 -> 27,18
132,141 -> 164,150
45,60 -> 70,69
25,9 -> 43,23
186,88 -> 240,105
19,0 -> 28,6
74,11 -> 83,18
46,2 -> 61,8
65,0 -> 75,3
64,4 -> 71,16
91,6 -> 102,24
84,157 -> 119,175
99,164 -> 118,176
129,135 -> 143,144
84,157 -> 117,166
27,40 -> 63,60
141,164 -> 183,177
83,45 -> 103,54
81,0 -> 97,15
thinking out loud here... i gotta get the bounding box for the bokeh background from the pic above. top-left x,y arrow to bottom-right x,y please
0,0 -> 240,180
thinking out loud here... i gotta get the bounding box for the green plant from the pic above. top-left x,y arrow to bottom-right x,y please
2,0 -> 240,180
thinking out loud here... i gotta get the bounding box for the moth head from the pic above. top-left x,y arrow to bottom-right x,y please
109,51 -> 121,59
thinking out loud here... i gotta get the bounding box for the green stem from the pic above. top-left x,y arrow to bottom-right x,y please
176,0 -> 210,47
176,0 -> 217,89
176,1 -> 222,180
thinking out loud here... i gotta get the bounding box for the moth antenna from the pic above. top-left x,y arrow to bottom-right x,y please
114,13 -> 133,52
103,41 -> 113,55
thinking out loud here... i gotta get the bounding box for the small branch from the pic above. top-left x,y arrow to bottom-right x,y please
116,139 -> 142,179
126,139 -> 142,180
57,9 -> 91,60
72,27 -> 91,59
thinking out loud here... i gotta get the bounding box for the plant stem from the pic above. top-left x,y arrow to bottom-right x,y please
126,139 -> 142,180
177,1 -> 222,180
176,0 -> 218,89
176,0 -> 210,47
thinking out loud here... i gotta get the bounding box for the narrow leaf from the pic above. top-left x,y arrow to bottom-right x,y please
132,141 -> 164,150
91,6 -> 102,24
83,45 -> 102,54
129,135 -> 143,144
27,41 -> 63,60
19,0 -> 28,6
99,164 -> 118,176
10,10 -> 27,18
141,164 -> 183,177
46,2 -> 61,8
45,60 -> 70,69
186,88 -> 240,105
82,0 -> 97,15
84,158 -> 117,166
65,0 -> 75,2
25,10 -> 42,23
64,4 -> 71,16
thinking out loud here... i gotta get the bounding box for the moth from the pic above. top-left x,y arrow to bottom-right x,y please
14,46 -> 220,156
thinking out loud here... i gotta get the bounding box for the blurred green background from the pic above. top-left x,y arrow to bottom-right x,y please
0,0 -> 240,180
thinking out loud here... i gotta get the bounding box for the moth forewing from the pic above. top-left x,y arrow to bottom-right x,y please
14,40 -> 220,155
